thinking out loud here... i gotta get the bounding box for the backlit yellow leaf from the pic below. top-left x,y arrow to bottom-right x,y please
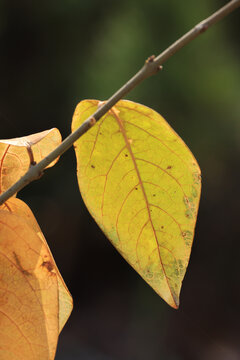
1,198 -> 73,334
0,208 -> 58,359
72,99 -> 201,308
0,128 -> 62,196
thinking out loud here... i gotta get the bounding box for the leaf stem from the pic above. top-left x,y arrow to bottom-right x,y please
0,0 -> 239,205
26,145 -> 36,166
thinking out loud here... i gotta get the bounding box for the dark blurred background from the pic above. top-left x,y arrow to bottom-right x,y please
1,0 -> 240,359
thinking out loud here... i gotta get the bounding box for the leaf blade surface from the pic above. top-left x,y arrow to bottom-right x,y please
72,99 -> 201,308
0,128 -> 62,196
1,198 -> 73,333
0,208 -> 58,359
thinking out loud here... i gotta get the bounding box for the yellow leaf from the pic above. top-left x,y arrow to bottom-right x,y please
1,198 -> 73,334
0,208 -> 58,359
0,128 -> 62,196
72,99 -> 201,308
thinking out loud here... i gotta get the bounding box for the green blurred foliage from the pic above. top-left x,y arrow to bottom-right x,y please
0,1 -> 240,359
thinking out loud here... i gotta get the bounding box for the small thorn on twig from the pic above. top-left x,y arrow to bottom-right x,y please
146,55 -> 155,63
157,65 -> 163,71
89,117 -> 96,127
196,22 -> 208,34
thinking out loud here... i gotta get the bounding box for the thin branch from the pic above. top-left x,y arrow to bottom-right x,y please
0,0 -> 239,205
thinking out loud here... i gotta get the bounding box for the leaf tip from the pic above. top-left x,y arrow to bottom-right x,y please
172,297 -> 179,310
166,290 -> 180,309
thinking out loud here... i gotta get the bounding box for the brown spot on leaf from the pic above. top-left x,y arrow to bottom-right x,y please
41,261 -> 54,273
167,165 -> 172,170
185,211 -> 193,219
91,165 -> 95,169
13,252 -> 31,276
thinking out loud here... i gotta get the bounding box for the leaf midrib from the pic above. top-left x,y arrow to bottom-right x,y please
111,108 -> 177,307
